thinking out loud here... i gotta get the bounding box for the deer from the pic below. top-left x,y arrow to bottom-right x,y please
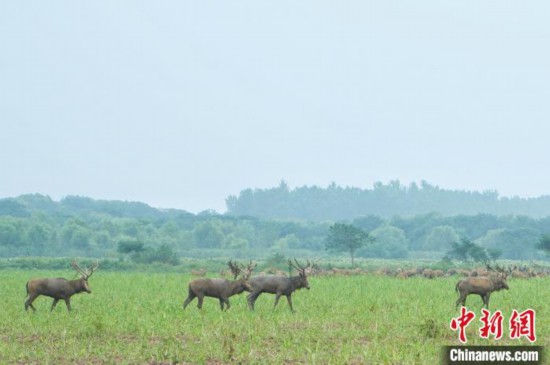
183,261 -> 256,311
24,260 -> 99,312
455,263 -> 512,309
247,259 -> 312,312
191,268 -> 207,277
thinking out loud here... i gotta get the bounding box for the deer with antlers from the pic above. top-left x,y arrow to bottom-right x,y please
455,262 -> 512,309
183,260 -> 256,311
247,259 -> 312,312
24,260 -> 99,312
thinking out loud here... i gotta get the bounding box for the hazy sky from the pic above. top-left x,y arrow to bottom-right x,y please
1,2 -> 549,213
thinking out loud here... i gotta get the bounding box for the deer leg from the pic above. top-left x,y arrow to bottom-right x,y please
183,292 -> 196,310
51,299 -> 59,312
219,298 -> 224,310
25,295 -> 38,312
197,295 -> 204,309
224,299 -> 231,310
456,293 -> 467,308
286,295 -> 294,312
247,292 -> 260,310
64,298 -> 71,312
273,293 -> 282,309
483,294 -> 490,309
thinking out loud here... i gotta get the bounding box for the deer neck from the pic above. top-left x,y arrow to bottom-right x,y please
229,279 -> 245,295
290,275 -> 302,288
69,278 -> 87,293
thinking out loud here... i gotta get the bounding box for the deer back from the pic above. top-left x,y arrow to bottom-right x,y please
190,277 -> 249,298
27,277 -> 90,299
249,275 -> 295,294
457,276 -> 508,295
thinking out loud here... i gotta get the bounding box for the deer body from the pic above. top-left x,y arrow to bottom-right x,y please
247,259 -> 311,312
25,278 -> 90,312
455,275 -> 509,308
24,261 -> 98,312
247,275 -> 309,312
183,261 -> 255,311
183,278 -> 251,310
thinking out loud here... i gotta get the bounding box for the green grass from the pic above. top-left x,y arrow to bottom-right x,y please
0,271 -> 548,364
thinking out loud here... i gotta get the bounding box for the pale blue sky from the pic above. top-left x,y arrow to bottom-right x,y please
1,1 -> 549,213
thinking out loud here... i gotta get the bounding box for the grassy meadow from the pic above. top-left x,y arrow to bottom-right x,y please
0,270 -> 548,364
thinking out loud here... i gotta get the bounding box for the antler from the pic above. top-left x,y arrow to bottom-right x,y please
227,260 -> 242,280
87,261 -> 99,278
503,264 -> 513,278
71,260 -> 99,279
289,259 -> 312,275
244,260 -> 256,278
71,260 -> 88,277
486,261 -> 512,278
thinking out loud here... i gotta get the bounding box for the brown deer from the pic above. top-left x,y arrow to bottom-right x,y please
183,261 -> 256,311
455,263 -> 511,309
25,260 -> 99,312
191,268 -> 207,277
247,259 -> 312,312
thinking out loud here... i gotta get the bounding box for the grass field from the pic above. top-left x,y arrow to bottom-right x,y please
0,270 -> 548,364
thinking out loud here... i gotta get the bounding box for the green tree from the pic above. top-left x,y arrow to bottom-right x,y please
361,225 -> 409,259
325,223 -> 370,266
536,234 -> 550,255
60,220 -> 92,250
0,218 -> 23,246
223,233 -> 250,250
444,237 -> 500,262
149,244 -> 179,265
193,221 -> 223,248
27,223 -> 53,255
117,239 -> 145,254
352,215 -> 384,232
421,225 -> 459,251
477,228 -> 539,259
273,234 -> 300,250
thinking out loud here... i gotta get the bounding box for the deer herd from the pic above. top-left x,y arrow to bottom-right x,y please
23,259 -> 313,313
24,258 -> 544,313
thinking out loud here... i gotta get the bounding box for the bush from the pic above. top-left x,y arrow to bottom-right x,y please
131,244 -> 179,265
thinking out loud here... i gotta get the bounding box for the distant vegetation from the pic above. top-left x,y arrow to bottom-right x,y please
226,180 -> 550,220
0,186 -> 549,262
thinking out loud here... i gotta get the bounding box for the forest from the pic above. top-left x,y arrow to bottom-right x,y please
226,180 -> 550,220
1,183 -> 549,263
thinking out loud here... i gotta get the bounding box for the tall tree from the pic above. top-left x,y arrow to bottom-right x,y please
325,223 -> 371,267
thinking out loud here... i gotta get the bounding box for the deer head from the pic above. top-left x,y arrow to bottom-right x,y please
289,259 -> 312,277
242,260 -> 256,279
228,260 -> 256,281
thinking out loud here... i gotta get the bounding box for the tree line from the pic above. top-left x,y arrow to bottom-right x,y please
226,180 -> 550,220
0,193 -> 548,262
